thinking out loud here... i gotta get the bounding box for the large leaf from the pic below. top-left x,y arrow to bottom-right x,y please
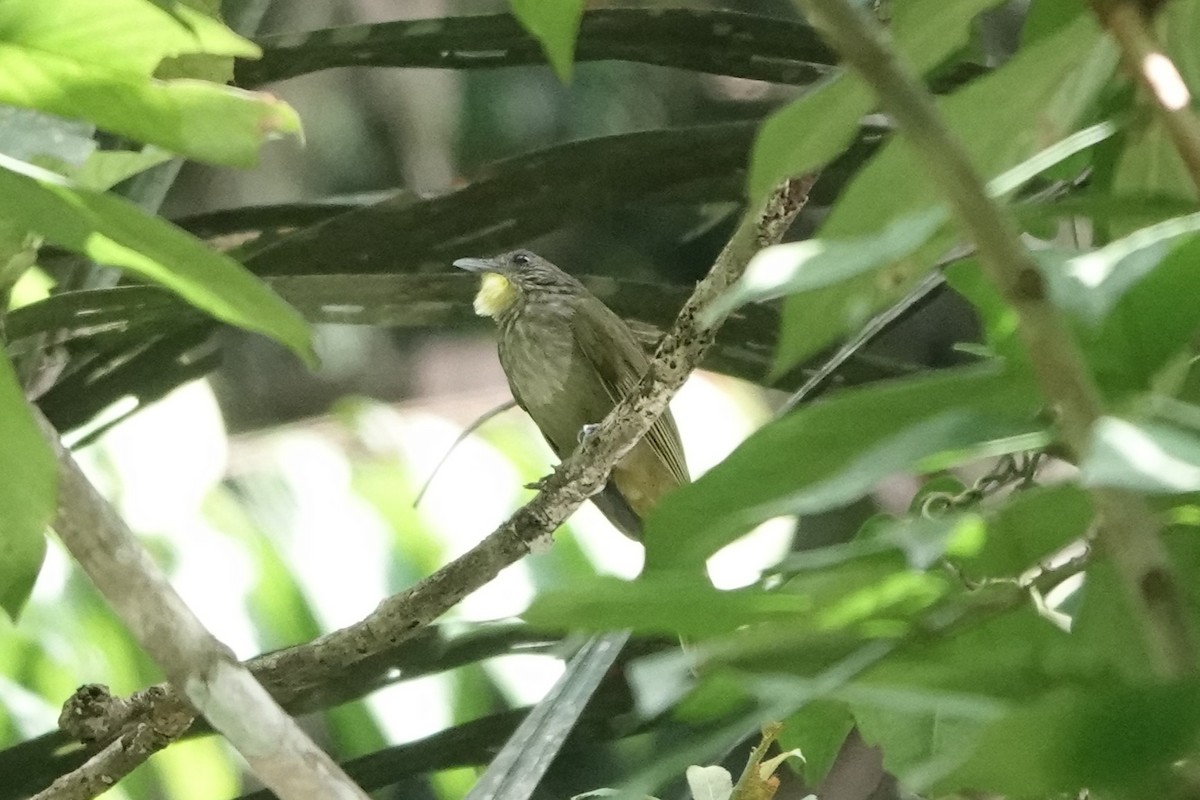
748,0 -> 1005,201
507,0 -> 585,83
852,701 -> 992,792
0,353 -> 55,620
1081,417 -> 1200,493
1020,0 -> 1086,45
1041,212 -> 1200,325
1036,214 -> 1200,395
724,120 -> 1117,361
644,365 -> 1046,570
0,0 -> 255,74
961,485 -> 1092,579
705,207 -> 946,325
838,608 -> 1071,789
0,0 -> 298,166
528,532 -> 954,640
945,681 -> 1200,795
524,573 -> 818,639
1112,116 -> 1200,209
777,700 -> 855,786
955,218 -> 1200,399
775,14 -> 1115,372
0,157 -> 314,364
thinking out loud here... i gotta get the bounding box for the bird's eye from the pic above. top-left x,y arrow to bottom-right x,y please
512,252 -> 531,266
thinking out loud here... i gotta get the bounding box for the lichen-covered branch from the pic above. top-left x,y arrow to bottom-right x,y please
34,409 -> 370,800
793,0 -> 1196,677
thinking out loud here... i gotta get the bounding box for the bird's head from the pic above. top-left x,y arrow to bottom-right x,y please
453,250 -> 579,319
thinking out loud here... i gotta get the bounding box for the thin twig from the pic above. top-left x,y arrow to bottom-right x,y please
793,0 -> 1196,677
1091,0 -> 1200,195
33,409 -> 370,800
413,400 -> 517,507
31,718 -> 188,800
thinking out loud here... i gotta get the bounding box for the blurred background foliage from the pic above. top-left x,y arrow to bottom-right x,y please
7,0 -> 1200,798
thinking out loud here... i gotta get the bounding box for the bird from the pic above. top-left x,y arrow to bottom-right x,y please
453,249 -> 690,539
453,250 -> 692,796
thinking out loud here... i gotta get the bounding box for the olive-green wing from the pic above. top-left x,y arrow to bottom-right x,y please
570,296 -> 690,486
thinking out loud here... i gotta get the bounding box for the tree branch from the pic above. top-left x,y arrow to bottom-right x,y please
33,409 -> 370,800
1091,0 -> 1200,195
792,0 -> 1197,677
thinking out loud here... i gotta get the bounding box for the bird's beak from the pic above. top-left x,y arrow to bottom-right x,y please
453,257 -> 498,273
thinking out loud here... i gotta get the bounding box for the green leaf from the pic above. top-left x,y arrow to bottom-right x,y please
0,352 -> 54,620
748,0 -> 1005,201
853,700 -> 992,791
1081,417 -> 1200,493
945,681 -> 1200,795
153,0 -> 239,84
1020,0 -> 1086,45
529,537 -> 950,641
986,119 -> 1119,198
963,485 -> 1092,579
955,216 -> 1200,398
0,157 -> 314,365
1166,0 -> 1200,94
0,0 -> 257,74
871,514 -> 986,570
1068,558 -> 1158,683
705,207 -> 947,329
1034,214 -> 1200,397
712,609 -> 1072,789
775,14 -> 1114,372
1016,192 -> 1197,231
507,0 -> 584,83
859,606 -> 1068,702
73,147 -> 175,191
645,366 -> 1045,570
524,574 -> 815,639
748,77 -> 874,204
0,0 -> 300,166
1112,117 -> 1200,212
778,700 -> 855,785
1041,213 -> 1200,324
943,258 -> 1023,361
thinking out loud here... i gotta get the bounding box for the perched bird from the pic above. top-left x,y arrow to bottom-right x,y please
453,249 -> 689,539
454,250 -> 691,796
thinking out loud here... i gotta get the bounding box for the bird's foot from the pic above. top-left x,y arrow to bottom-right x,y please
577,423 -> 600,444
524,474 -> 552,491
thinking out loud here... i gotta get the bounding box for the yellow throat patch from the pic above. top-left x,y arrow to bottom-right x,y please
473,272 -> 518,317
